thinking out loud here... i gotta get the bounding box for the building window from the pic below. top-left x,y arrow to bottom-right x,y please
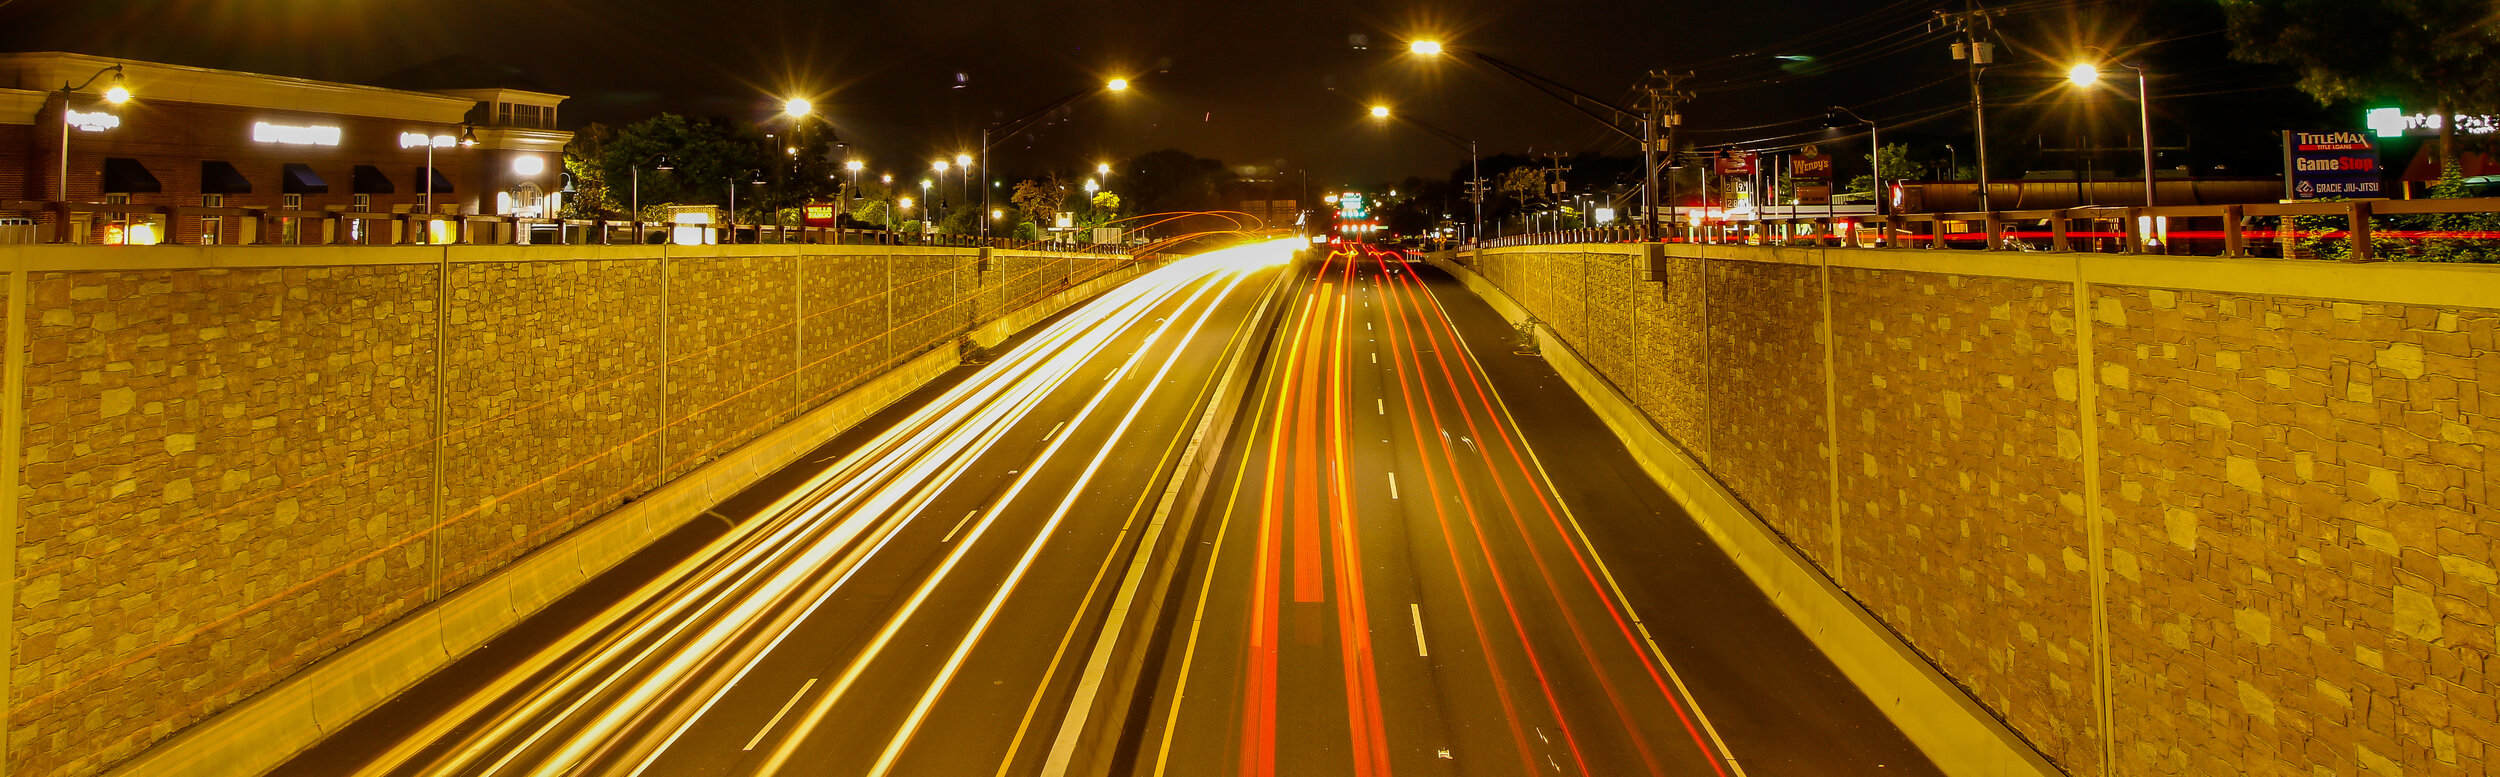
282,194 -> 304,244
201,194 -> 224,245
350,194 -> 371,243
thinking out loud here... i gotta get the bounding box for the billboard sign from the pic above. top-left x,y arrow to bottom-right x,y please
1790,150 -> 1833,205
2283,130 -> 2384,200
1716,152 -> 1756,176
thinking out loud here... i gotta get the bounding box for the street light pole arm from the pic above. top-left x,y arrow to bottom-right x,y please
1390,113 -> 1477,155
61,64 -> 123,94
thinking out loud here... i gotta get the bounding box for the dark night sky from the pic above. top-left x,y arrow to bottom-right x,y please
0,0 -> 2331,187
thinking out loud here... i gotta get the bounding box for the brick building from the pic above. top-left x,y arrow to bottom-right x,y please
0,51 -> 570,244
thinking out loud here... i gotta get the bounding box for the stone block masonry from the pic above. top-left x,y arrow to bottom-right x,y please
1455,242 -> 2500,777
0,242 -> 1128,777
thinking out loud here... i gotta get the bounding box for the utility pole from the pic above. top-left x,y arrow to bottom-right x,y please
1636,71 -> 1691,242
1939,2 -> 1999,213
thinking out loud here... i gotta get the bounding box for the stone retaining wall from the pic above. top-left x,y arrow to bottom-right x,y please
1456,242 -> 2500,777
0,242 -> 1125,777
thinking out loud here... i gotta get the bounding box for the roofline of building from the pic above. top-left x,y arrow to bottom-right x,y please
428,87 -> 569,106
0,52 -> 554,126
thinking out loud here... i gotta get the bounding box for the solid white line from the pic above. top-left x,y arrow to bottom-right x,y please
1387,472 -> 1399,500
743,678 -> 819,751
1043,421 -> 1065,441
943,510 -> 979,543
1410,604 -> 1429,657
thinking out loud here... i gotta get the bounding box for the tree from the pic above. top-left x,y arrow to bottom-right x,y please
2221,0 -> 2500,164
1850,142 -> 1926,196
594,113 -> 772,221
1012,175 -> 1070,227
560,122 -> 618,218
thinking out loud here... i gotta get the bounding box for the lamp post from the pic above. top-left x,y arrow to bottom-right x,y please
1825,106 -> 1880,217
980,76 -> 1134,241
420,124 -> 478,231
844,159 -> 865,206
954,153 -> 973,222
728,170 -> 764,241
56,64 -> 132,207
2066,58 -> 2156,209
1367,104 -> 1481,247
629,154 -> 673,244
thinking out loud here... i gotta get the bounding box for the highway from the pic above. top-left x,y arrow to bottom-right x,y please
1128,245 -> 1945,777
270,238 -> 1942,777
271,240 -> 1295,777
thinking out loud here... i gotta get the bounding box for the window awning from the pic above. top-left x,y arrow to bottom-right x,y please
417,166 -> 455,194
201,161 -> 253,195
351,165 -> 394,195
103,158 -> 162,194
281,163 -> 329,194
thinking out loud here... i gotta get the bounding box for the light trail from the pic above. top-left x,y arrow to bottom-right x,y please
337,239 -> 1299,777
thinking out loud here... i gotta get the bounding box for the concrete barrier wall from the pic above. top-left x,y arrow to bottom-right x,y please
1448,243 -> 2500,777
0,242 -> 1132,777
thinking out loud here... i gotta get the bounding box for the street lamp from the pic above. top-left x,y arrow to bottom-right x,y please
417,124 -> 477,242
1367,105 -> 1482,247
1409,40 -> 1445,56
783,97 -> 813,119
1825,106 -> 1881,214
728,170 -> 764,239
56,64 -> 132,205
630,153 -> 673,243
2065,55 -> 2156,209
844,159 -> 865,204
980,76 -> 1137,240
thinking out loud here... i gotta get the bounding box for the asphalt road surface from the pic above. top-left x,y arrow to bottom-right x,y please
1127,243 -> 1944,777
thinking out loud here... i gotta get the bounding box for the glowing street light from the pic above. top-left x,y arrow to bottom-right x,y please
55,64 -> 133,210
2065,63 -> 2102,89
934,160 -> 950,174
1370,105 -> 1392,119
783,97 -> 814,119
1096,162 -> 1112,176
1364,105 -> 1482,246
1409,40 -> 1445,56
2065,51 -> 2156,212
1084,179 -> 1100,194
1105,78 -> 1131,92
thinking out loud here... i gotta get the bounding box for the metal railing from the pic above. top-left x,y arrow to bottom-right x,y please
1466,197 -> 2500,261
0,200 -> 1131,254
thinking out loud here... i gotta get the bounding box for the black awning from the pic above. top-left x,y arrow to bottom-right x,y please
417,166 -> 455,194
281,163 -> 329,194
201,161 -> 253,195
102,158 -> 162,194
351,165 -> 394,195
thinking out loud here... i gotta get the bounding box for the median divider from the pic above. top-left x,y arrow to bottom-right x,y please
1418,250 -> 2063,777
104,256 -> 1162,777
1039,257 -> 1299,777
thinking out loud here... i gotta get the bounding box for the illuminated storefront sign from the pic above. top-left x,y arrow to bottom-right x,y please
2284,130 -> 2384,200
253,121 -> 342,146
2366,107 -> 2500,139
399,131 -> 455,149
66,109 -> 120,132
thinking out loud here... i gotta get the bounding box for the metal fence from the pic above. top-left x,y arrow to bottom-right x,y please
1469,197 -> 2500,261
0,200 -> 1129,254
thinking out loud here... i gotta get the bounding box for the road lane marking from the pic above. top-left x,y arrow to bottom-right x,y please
1044,421 -> 1065,441
943,510 -> 979,542
1371,352 -> 1377,364
1377,398 -> 1385,415
743,678 -> 819,751
1387,472 -> 1399,500
1411,604 -> 1429,656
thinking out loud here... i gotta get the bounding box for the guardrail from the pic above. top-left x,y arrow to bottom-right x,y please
0,200 -> 1131,254
1468,197 -> 2500,261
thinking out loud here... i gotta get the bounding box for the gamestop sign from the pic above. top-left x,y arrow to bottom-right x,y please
2283,130 -> 2383,200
